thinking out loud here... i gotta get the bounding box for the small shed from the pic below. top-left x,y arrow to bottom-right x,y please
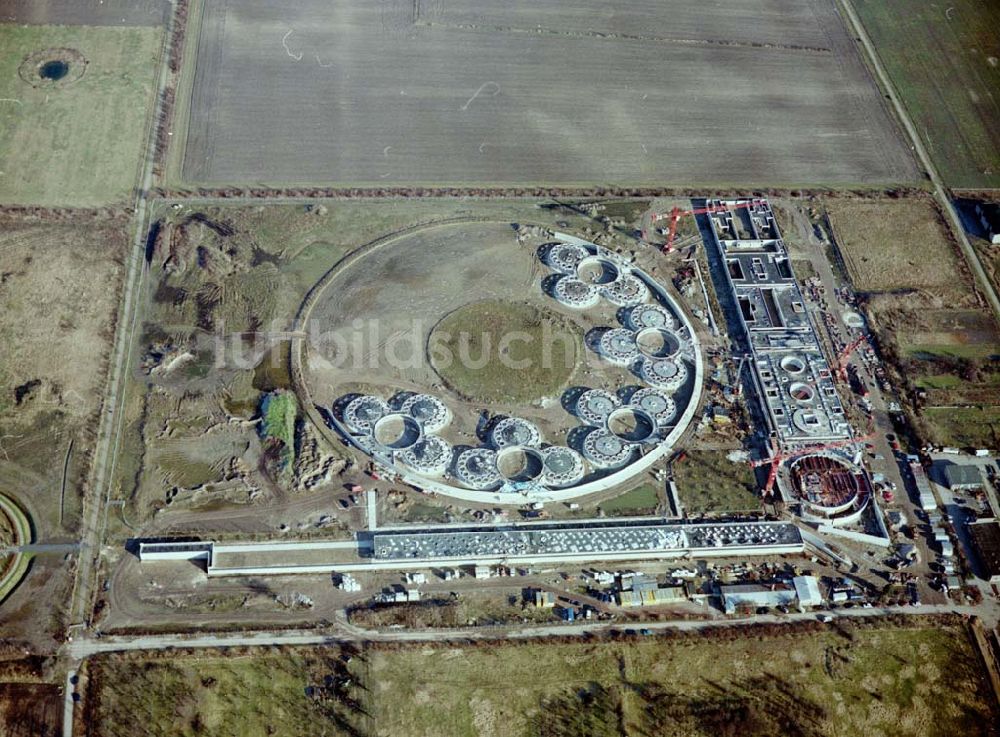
533,590 -> 555,608
792,575 -> 823,608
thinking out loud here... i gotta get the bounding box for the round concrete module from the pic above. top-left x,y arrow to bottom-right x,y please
640,358 -> 688,391
582,428 -> 636,468
553,275 -> 601,309
540,445 -> 586,487
598,328 -> 640,365
628,387 -> 677,425
496,445 -> 546,483
490,416 -> 542,448
575,388 -> 620,425
789,453 -> 862,516
372,413 -> 423,450
792,408 -> 830,435
342,395 -> 390,433
576,256 -> 621,285
607,407 -> 657,443
455,447 -> 502,489
780,355 -> 807,376
627,303 -> 676,331
546,242 -> 590,273
788,382 -> 816,403
398,435 -> 453,475
635,327 -> 682,359
401,393 -> 451,432
601,274 -> 648,307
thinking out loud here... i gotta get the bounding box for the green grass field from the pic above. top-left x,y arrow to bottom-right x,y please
84,622 -> 998,737
599,484 -> 660,515
430,300 -> 580,404
923,406 -> 1000,448
368,623 -> 995,737
0,24 -> 161,205
674,450 -> 759,514
854,0 -> 1000,188
261,390 -> 297,470
87,652 -> 361,737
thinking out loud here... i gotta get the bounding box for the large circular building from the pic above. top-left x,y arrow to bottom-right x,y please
788,453 -> 869,525
300,226 -> 702,503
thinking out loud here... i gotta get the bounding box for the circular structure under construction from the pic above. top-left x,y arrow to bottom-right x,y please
575,389 -> 620,426
553,277 -> 601,309
343,396 -> 390,434
628,303 -> 676,331
599,328 -> 641,365
400,393 -> 451,433
607,407 -> 657,443
490,417 -> 542,449
582,428 -> 636,468
455,447 -> 503,489
372,414 -> 422,451
640,358 -> 687,391
789,453 -> 868,524
299,224 -> 703,504
496,446 -> 546,483
635,327 -> 682,359
628,388 -> 676,426
546,242 -> 590,274
792,408 -> 831,437
398,435 -> 453,475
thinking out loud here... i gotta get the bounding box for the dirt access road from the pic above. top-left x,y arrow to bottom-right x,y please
66,1 -> 179,630
68,603 -> 998,660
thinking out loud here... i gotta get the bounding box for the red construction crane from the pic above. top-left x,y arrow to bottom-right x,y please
750,433 -> 874,498
834,334 -> 867,383
644,199 -> 763,253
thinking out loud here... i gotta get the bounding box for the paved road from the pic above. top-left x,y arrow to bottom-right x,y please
66,0 -> 177,629
68,603 -> 993,660
839,0 -> 1000,323
63,669 -> 76,737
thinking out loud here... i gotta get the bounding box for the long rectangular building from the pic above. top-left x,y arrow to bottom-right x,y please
138,519 -> 805,576
369,519 -> 804,564
705,198 -> 851,448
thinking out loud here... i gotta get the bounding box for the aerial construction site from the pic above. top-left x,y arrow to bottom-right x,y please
1,1 -> 999,736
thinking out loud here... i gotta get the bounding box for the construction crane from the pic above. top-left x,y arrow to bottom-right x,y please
644,199 -> 763,253
750,433 -> 874,498
834,334 -> 867,383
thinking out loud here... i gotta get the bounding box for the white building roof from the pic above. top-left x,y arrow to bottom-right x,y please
792,575 -> 823,607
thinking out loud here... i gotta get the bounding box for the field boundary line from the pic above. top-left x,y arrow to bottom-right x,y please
414,19 -> 833,55
163,0 -> 204,184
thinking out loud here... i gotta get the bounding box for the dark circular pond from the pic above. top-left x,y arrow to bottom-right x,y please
39,60 -> 69,80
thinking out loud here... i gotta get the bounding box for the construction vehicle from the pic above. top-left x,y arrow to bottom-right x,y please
750,433 -> 874,498
834,334 -> 867,383
645,199 -> 764,253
